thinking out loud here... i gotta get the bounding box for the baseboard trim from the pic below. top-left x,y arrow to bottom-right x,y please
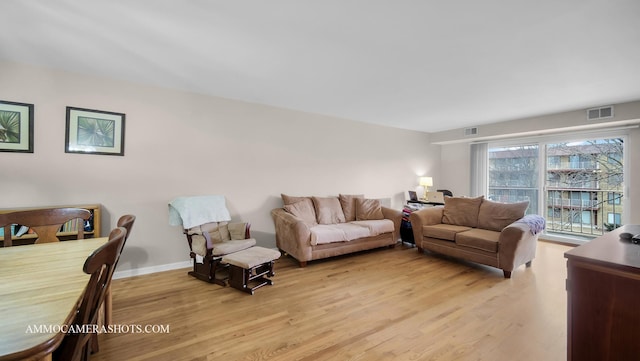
114,260 -> 191,280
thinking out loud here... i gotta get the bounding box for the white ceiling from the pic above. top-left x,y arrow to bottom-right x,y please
2,0 -> 640,133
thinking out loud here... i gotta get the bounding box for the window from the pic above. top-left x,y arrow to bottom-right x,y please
548,156 -> 561,168
484,134 -> 626,242
487,145 -> 538,212
608,192 -> 622,205
608,212 -> 622,225
571,210 -> 591,225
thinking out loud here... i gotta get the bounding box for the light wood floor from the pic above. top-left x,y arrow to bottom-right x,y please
92,241 -> 571,361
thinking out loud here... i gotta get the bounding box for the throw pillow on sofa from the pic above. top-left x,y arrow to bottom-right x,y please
339,194 -> 364,222
355,198 -> 384,220
442,196 -> 484,228
312,196 -> 346,224
477,199 -> 529,232
283,199 -> 318,225
281,193 -> 311,205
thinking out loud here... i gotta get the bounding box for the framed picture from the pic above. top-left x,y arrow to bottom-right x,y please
0,100 -> 34,153
65,107 -> 125,156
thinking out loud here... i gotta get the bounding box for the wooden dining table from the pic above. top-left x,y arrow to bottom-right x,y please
0,237 -> 108,361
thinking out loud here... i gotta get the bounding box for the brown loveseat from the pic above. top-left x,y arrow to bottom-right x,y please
409,196 -> 543,278
271,194 -> 402,267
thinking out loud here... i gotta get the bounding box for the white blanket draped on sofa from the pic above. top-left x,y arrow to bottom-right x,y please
310,219 -> 395,245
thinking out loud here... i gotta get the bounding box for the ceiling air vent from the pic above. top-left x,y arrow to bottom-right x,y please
465,127 -> 478,136
587,106 -> 614,120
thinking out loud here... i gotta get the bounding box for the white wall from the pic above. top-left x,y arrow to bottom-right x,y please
0,60 -> 438,274
438,143 -> 470,198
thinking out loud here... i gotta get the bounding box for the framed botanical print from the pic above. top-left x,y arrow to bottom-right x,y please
65,106 -> 126,156
0,100 -> 34,153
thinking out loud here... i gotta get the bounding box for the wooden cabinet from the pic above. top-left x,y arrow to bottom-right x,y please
564,225 -> 640,361
0,204 -> 102,245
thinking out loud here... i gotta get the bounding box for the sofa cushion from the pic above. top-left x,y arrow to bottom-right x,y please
477,199 -> 529,232
422,224 -> 472,241
309,225 -> 348,245
187,221 -> 227,235
351,220 -> 395,236
284,199 -> 318,225
442,196 -> 484,228
339,194 -> 364,222
200,222 -> 230,243
227,222 -> 248,240
455,228 -> 500,253
355,198 -> 384,220
221,246 -> 281,269
332,222 -> 373,240
190,234 -> 207,256
212,238 -> 256,256
312,196 -> 346,224
187,222 -> 234,255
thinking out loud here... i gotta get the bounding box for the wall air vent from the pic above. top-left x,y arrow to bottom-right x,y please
587,105 -> 614,120
464,127 -> 478,136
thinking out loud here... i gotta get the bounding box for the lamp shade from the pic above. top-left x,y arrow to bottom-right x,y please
419,177 -> 433,187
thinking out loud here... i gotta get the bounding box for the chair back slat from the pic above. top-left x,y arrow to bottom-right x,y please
0,208 -> 91,246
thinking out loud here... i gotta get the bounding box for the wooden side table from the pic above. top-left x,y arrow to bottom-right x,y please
400,202 -> 436,246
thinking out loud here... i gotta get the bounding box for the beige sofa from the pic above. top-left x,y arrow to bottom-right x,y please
409,196 -> 543,278
271,194 -> 402,267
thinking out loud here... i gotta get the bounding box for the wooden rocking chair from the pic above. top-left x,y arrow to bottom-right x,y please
184,221 -> 255,286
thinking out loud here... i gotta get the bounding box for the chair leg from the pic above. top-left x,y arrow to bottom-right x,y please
228,261 -> 275,295
90,333 -> 99,353
84,339 -> 92,361
104,285 -> 113,325
188,257 -> 228,286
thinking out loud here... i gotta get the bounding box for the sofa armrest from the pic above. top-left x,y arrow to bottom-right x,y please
409,206 -> 444,247
498,221 -> 538,274
381,206 -> 402,241
271,208 -> 312,261
409,206 -> 444,228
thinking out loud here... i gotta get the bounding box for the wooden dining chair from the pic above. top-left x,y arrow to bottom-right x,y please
101,214 -> 136,331
54,227 -> 127,361
117,214 -> 136,247
0,208 -> 91,247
